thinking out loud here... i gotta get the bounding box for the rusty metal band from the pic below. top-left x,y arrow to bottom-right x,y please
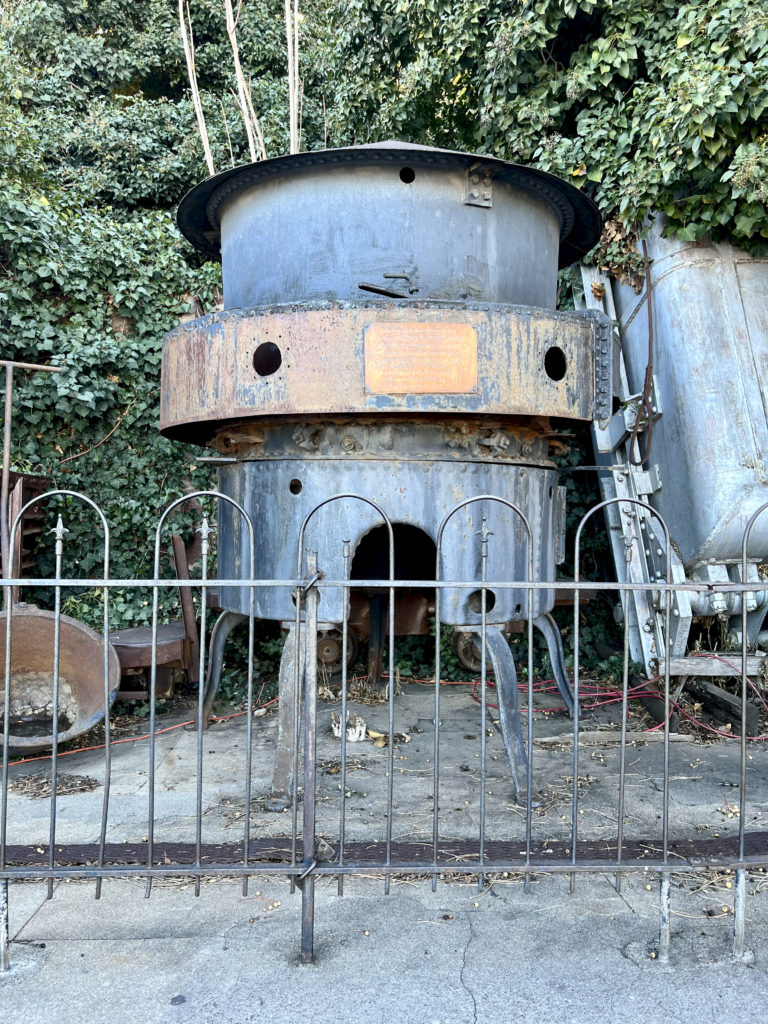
160,302 -> 598,442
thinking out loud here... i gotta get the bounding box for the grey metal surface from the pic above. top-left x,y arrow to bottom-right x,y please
611,220 -> 768,570
176,141 -> 602,284
216,460 -> 561,624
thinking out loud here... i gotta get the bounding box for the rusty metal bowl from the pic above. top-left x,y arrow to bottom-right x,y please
0,605 -> 121,751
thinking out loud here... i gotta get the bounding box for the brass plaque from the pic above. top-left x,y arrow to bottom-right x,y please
365,322 -> 478,394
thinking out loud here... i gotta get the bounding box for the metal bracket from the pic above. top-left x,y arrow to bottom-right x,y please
579,265 -> 691,678
622,376 -> 662,432
464,165 -> 493,208
573,307 -> 613,422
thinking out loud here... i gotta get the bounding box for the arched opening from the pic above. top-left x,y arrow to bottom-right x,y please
348,524 -> 437,688
351,523 -> 436,583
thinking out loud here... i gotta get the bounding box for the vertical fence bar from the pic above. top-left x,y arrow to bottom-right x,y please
524,546 -> 534,890
0,391 -> 23,972
570,560 -> 581,894
732,504 -> 767,957
96,524 -> 112,900
144,528 -> 161,899
293,494 -> 392,904
661,534 -> 671,869
46,514 -> 66,901
384,525 -> 396,897
432,557 -> 442,893
478,518 -> 489,892
194,519 -> 211,898
290,586 -> 303,896
300,550 -> 319,965
614,611 -> 631,891
242,552 -> 256,896
337,541 -> 351,897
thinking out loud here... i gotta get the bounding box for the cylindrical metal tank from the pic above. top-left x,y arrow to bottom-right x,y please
613,218 -> 768,570
162,142 -> 606,629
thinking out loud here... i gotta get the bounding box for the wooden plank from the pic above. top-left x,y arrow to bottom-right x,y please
662,656 -> 767,677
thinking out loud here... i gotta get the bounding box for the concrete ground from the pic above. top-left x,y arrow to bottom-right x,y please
3,873 -> 768,1024
2,681 -> 768,1021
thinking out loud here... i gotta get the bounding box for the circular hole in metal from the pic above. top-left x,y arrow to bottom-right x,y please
544,346 -> 567,381
467,589 -> 496,614
399,166 -> 416,184
289,479 -> 302,494
253,342 -> 282,376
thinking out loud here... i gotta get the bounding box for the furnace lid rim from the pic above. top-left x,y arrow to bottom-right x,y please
176,142 -> 602,268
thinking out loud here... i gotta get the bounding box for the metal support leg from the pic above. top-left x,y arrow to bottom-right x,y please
534,612 -> 577,717
202,610 -> 248,726
475,626 -> 528,801
265,625 -> 305,812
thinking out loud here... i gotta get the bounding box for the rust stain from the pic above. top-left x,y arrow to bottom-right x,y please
160,306 -> 596,441
364,322 -> 477,394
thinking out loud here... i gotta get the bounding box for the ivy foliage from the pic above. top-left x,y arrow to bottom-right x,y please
319,0 -> 768,252
0,0 -> 318,625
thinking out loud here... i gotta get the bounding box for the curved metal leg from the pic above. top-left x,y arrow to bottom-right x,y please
533,612 -> 577,717
474,626 -> 527,802
202,610 -> 248,727
265,625 -> 305,812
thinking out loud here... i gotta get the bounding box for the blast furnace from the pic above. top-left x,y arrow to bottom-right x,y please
160,142 -> 607,802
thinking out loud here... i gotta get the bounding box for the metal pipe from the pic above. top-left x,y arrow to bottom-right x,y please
0,360 -> 64,374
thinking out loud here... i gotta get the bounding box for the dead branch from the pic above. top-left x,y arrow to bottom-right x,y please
225,0 -> 267,162
284,0 -> 301,153
178,0 -> 215,176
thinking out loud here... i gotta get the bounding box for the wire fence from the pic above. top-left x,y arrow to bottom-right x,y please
2,489 -> 768,967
